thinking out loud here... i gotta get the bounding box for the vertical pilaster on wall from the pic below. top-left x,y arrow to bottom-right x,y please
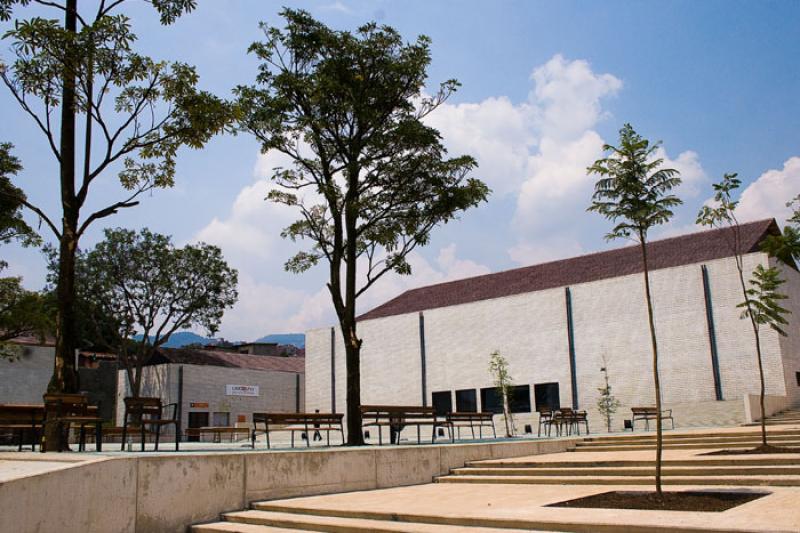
295,373 -> 301,413
702,265 -> 724,400
330,327 -> 336,412
565,287 -> 579,409
419,311 -> 428,407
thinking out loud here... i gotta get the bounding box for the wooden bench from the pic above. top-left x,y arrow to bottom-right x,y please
631,406 -> 674,431
185,426 -> 250,443
360,405 -> 448,445
252,412 -> 344,449
121,397 -> 180,451
445,412 -> 496,441
0,404 -> 43,451
43,393 -> 104,452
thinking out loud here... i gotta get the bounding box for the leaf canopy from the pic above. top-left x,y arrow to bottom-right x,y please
238,8 -> 488,300
588,123 -> 682,242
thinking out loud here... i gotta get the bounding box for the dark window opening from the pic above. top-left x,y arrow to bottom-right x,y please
455,389 -> 478,412
187,411 -> 209,442
534,382 -> 561,412
509,385 -> 531,413
480,387 -> 503,414
431,390 -> 452,416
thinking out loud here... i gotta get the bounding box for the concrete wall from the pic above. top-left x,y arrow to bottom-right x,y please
306,252 -> 800,433
0,438 -> 578,533
116,364 -> 305,429
743,393 -> 791,423
0,345 -> 55,404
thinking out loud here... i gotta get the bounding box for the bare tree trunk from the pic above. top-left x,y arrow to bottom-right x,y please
735,260 -> 769,448
343,321 -> 363,445
342,171 -> 364,446
43,0 -> 79,452
640,235 -> 663,497
754,331 -> 768,447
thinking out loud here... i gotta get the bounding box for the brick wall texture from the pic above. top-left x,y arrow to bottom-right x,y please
306,251 -> 800,434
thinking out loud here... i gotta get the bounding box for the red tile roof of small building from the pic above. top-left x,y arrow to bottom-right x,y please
358,218 -> 781,322
149,347 -> 305,373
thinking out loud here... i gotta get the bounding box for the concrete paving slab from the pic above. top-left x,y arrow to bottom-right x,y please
254,482 -> 800,533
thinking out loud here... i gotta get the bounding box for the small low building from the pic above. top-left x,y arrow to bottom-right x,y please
115,347 -> 305,436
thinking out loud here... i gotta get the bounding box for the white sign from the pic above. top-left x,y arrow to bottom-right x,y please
225,384 -> 259,397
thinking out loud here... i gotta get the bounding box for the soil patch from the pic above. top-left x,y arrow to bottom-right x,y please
547,490 -> 769,512
703,445 -> 800,456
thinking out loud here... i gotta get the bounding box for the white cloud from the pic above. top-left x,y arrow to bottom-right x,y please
736,157 -> 800,224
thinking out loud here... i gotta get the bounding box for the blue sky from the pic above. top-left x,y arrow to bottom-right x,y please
2,1 -> 799,339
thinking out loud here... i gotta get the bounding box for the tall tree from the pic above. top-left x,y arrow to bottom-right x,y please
238,9 -> 488,445
737,264 -> 790,447
588,123 -> 681,496
0,1 -> 234,401
64,228 -> 238,398
697,174 -> 791,447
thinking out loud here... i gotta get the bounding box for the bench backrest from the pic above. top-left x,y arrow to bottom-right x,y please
253,413 -> 343,426
360,405 -> 437,423
446,411 -> 493,422
631,406 -> 658,415
43,393 -> 91,418
124,397 -> 167,420
0,405 -> 43,424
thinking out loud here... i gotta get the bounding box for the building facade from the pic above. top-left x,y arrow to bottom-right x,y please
306,219 -> 800,434
115,347 -> 304,436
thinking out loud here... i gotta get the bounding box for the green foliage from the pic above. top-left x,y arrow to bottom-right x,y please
0,271 -> 53,360
697,172 -> 742,229
72,227 -> 238,346
238,8 -> 488,284
588,123 -> 682,242
597,360 -> 621,433
0,142 -> 39,258
738,264 -> 790,337
59,227 -> 238,395
761,195 -> 800,266
0,5 -> 235,239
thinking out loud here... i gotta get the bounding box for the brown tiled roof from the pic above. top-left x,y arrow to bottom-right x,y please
149,347 -> 305,373
358,219 -> 781,321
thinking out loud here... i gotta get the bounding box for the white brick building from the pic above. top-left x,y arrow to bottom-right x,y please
306,219 -> 800,435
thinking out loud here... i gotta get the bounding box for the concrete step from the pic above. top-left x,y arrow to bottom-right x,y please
570,441 -> 800,452
451,465 -> 800,477
436,474 -> 800,486
218,509 -> 535,532
249,503 -> 764,533
580,432 -> 800,444
193,522 -> 308,532
467,457 -> 800,468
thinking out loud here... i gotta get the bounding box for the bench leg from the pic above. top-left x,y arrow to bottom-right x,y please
305,423 -> 310,448
154,425 -> 161,452
478,424 -> 482,440
96,422 -> 103,452
175,423 -> 180,451
291,430 -> 295,448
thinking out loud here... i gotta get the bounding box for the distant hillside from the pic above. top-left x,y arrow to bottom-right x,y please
133,331 -> 306,349
134,331 -> 217,348
256,333 -> 305,348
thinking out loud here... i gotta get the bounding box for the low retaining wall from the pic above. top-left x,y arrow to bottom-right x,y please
1,437 -> 577,533
743,393 -> 790,423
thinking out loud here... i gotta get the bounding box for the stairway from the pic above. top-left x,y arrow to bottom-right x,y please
193,427 -> 800,532
436,427 -> 800,488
